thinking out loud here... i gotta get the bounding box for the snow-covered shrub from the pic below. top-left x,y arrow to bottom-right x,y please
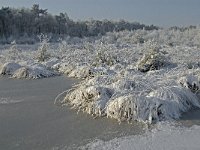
111,78 -> 135,90
137,49 -> 163,72
4,41 -> 23,61
93,43 -> 118,67
62,74 -> 200,123
36,34 -> 51,62
12,67 -> 30,78
43,58 -> 60,69
57,40 -> 68,59
178,74 -> 200,93
68,65 -> 96,79
0,62 -> 21,75
56,63 -> 75,74
63,85 -> 113,116
136,41 -> 164,72
12,64 -> 58,79
147,86 -> 200,121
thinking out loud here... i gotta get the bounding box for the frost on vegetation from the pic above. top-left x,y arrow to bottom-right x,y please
57,40 -> 68,59
60,63 -> 117,79
13,64 -> 58,79
6,41 -> 20,61
56,63 -> 74,74
56,64 -> 98,79
36,34 -> 51,62
1,41 -> 25,62
136,41 -> 165,72
92,43 -> 119,67
178,74 -> 200,94
43,58 -> 60,69
0,28 -> 200,123
68,65 -> 96,79
61,71 -> 200,124
147,86 -> 200,121
63,85 -> 113,116
0,62 -> 58,79
0,62 -> 21,75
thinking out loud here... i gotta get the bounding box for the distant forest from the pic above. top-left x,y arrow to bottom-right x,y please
0,4 -> 158,43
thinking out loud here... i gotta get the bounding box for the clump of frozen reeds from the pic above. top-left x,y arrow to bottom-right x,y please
136,41 -> 165,72
61,69 -> 200,124
178,74 -> 200,95
0,62 -> 58,79
0,62 -> 21,75
36,34 -> 51,62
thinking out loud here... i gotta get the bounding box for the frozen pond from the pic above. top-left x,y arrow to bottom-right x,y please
0,76 -> 146,150
179,108 -> 200,127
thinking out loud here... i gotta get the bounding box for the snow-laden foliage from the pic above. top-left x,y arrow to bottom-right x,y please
0,62 -> 21,75
62,71 -> 200,123
36,34 -> 51,62
136,41 -> 165,72
0,62 -> 58,79
178,74 -> 200,93
12,64 -> 58,79
0,28 -> 200,124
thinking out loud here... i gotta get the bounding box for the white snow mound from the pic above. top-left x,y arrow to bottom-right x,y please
81,123 -> 200,150
13,64 -> 58,79
0,62 -> 21,75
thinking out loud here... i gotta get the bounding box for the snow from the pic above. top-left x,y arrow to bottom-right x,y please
0,62 -> 58,79
0,62 -> 22,75
0,28 -> 200,123
24,63 -> 58,79
62,70 -> 200,123
81,123 -> 200,150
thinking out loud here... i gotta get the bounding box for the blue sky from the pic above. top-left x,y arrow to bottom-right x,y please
0,0 -> 199,27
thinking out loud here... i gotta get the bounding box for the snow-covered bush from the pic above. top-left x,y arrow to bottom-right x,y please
57,40 -> 68,59
12,64 -> 58,79
178,74 -> 200,93
36,34 -> 51,62
93,43 -> 118,67
146,86 -> 200,121
61,73 -> 200,124
136,41 -> 164,72
0,62 -> 21,75
0,62 -> 58,79
68,65 -> 95,79
63,85 -> 113,116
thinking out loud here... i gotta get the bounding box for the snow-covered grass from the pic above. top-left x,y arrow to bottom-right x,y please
0,28 -> 200,123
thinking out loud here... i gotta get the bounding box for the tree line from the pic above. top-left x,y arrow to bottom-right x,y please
0,4 -> 158,42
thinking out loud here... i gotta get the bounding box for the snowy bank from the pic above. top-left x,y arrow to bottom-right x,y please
81,123 -> 200,150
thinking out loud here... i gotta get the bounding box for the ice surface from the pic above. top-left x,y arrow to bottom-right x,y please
0,97 -> 23,104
